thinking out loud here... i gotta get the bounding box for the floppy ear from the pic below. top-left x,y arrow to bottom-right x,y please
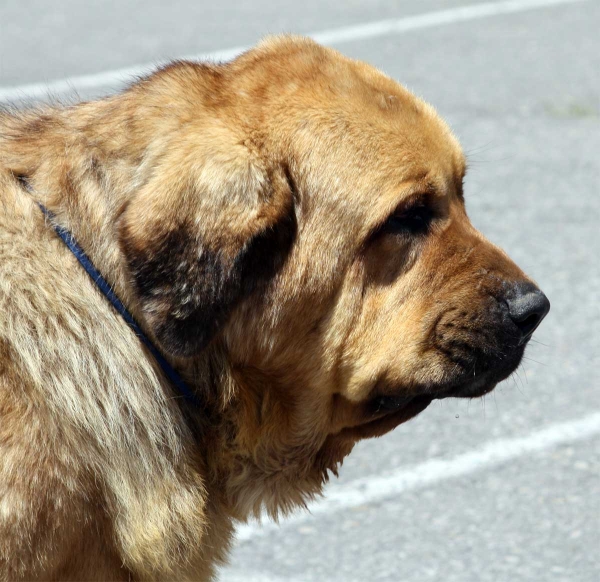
119,124 -> 296,357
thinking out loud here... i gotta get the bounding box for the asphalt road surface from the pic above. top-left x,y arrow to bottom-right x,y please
1,1 -> 598,581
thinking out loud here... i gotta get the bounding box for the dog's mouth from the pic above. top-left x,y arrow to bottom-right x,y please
343,335 -> 529,441
372,357 -> 511,413
436,372 -> 500,400
350,367 -> 505,440
340,394 -> 435,440
371,375 -> 496,418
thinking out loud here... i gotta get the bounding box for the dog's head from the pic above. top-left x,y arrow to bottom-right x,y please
119,36 -> 549,512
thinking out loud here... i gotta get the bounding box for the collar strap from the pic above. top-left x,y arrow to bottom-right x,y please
38,203 -> 200,406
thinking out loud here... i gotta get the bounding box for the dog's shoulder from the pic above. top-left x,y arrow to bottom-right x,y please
0,167 -> 215,580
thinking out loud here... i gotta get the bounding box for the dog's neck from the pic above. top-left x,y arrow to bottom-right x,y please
1,99 -> 342,520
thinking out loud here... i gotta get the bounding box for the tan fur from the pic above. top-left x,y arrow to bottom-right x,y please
0,36 -> 539,580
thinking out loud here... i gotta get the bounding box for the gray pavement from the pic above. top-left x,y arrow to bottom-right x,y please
1,1 -> 598,581
0,0 -> 528,89
227,442 -> 600,582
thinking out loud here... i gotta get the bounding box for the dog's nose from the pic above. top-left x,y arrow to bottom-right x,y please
506,282 -> 550,340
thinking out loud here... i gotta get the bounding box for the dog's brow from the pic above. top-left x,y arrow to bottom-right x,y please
393,189 -> 436,212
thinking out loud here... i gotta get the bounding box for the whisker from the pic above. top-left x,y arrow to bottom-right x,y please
492,390 -> 499,414
522,356 -> 547,367
464,141 -> 496,156
510,372 -> 523,396
514,369 -> 526,392
521,365 -> 529,385
528,338 -> 550,347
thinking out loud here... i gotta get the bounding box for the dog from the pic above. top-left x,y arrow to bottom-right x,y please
0,35 -> 549,581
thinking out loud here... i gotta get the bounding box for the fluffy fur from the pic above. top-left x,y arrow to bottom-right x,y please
0,36 -> 544,581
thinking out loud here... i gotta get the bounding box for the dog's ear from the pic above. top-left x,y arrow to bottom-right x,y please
119,125 -> 296,357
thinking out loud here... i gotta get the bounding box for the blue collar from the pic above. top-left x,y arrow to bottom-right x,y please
38,204 -> 200,406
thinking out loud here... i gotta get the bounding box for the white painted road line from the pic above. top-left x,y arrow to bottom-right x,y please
311,0 -> 589,45
0,0 -> 589,103
235,411 -> 600,542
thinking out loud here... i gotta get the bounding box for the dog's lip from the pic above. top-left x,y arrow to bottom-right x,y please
370,393 -> 434,422
356,373 -> 499,438
402,394 -> 435,412
382,374 -> 499,409
432,374 -> 499,400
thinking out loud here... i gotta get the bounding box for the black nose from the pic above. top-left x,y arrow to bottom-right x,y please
506,282 -> 550,340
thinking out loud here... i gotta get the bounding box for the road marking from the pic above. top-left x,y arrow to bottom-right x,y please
0,0 -> 589,103
311,0 -> 589,45
234,411 -> 600,542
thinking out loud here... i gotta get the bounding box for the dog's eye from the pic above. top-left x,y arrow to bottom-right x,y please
382,204 -> 432,236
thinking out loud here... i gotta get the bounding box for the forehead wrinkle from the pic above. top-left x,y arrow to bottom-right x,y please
271,60 -> 465,229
